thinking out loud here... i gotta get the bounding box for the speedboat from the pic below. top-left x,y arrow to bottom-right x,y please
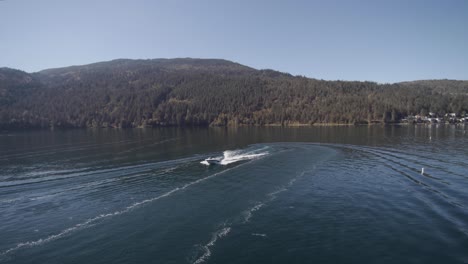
205,157 -> 222,165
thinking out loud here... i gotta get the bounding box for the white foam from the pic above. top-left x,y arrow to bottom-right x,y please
201,147 -> 269,166
242,187 -> 287,223
267,187 -> 288,197
199,160 -> 211,166
243,202 -> 265,223
251,233 -> 267,237
220,149 -> 268,165
193,227 -> 231,264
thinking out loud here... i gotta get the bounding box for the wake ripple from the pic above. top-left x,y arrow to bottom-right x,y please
191,169 -> 313,264
0,156 -> 198,188
0,165 -> 245,257
193,226 -> 231,264
242,173 -> 300,223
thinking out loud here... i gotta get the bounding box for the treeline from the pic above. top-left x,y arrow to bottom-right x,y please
0,59 -> 467,129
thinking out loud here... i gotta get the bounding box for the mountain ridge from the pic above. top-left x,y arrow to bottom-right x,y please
3,59 -> 467,84
1,58 -> 467,129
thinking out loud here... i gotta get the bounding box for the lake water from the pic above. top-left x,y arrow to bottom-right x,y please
0,126 -> 467,264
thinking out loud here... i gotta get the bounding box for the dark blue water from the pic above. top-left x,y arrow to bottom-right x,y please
0,126 -> 467,263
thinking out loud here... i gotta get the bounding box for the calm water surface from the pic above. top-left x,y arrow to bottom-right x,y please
0,126 -> 467,264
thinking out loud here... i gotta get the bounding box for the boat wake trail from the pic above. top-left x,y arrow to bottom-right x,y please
200,146 -> 269,166
193,225 -> 232,264
191,169 -> 313,264
242,172 -> 303,223
0,165 -> 245,258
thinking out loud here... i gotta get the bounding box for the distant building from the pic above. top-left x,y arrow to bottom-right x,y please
402,112 -> 466,124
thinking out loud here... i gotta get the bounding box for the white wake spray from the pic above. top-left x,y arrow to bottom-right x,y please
201,147 -> 269,166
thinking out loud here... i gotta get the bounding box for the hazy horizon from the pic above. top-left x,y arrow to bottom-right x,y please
1,0 -> 467,83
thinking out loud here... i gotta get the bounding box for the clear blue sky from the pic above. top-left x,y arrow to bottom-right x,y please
1,0 -> 467,83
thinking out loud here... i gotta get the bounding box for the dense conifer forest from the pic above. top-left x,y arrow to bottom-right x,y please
0,58 -> 467,129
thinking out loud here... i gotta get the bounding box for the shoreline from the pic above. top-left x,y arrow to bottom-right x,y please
2,122 -> 466,132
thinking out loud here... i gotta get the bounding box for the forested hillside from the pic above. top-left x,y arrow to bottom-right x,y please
1,59 -> 467,129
